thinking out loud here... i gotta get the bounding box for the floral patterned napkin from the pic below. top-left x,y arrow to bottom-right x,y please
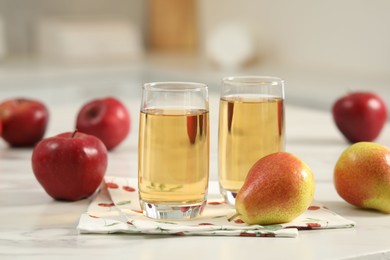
77,176 -> 355,238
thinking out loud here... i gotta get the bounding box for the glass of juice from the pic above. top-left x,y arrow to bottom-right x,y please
218,76 -> 285,205
138,82 -> 209,219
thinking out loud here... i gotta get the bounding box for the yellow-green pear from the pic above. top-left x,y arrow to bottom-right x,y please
334,142 -> 390,213
235,152 -> 315,225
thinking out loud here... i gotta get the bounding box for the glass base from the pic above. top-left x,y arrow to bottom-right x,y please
220,186 -> 238,206
140,200 -> 206,220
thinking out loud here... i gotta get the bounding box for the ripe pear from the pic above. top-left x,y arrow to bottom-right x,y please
234,152 -> 315,225
334,142 -> 390,213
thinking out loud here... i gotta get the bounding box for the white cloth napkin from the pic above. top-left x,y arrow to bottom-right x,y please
77,176 -> 355,238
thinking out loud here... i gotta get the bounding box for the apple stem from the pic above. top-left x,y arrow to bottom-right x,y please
72,129 -> 78,138
15,98 -> 27,105
227,212 -> 241,222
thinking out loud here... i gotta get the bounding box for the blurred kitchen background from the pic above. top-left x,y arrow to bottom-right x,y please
0,0 -> 389,110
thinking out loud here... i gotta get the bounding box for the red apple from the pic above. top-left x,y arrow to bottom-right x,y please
76,97 -> 130,150
0,98 -> 49,147
32,131 -> 108,201
332,92 -> 387,143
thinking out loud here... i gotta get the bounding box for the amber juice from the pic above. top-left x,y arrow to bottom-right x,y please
218,95 -> 285,194
138,108 -> 209,205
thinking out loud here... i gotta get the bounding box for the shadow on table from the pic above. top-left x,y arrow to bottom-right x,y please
319,200 -> 388,219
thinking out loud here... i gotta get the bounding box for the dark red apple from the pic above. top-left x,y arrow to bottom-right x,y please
32,131 -> 108,201
76,97 -> 130,150
0,98 -> 49,147
332,92 -> 387,143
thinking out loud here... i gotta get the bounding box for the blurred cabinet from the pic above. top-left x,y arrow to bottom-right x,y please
148,0 -> 197,52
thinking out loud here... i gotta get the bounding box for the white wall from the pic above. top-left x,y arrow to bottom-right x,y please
198,0 -> 390,111
0,0 -> 389,110
199,0 -> 390,77
0,0 -> 145,56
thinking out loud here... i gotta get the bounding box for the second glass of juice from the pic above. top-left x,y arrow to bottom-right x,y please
218,76 -> 285,205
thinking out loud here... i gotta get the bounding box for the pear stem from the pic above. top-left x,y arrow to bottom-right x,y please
227,212 -> 241,222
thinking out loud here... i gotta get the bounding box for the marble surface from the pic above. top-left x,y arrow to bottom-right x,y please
1,93 -> 390,259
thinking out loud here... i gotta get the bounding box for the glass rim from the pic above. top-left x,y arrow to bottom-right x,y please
222,76 -> 284,86
143,82 -> 208,92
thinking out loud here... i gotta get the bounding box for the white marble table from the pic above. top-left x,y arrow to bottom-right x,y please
1,94 -> 390,259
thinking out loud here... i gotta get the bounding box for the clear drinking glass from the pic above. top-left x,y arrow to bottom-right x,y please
138,82 -> 209,219
218,76 -> 285,205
